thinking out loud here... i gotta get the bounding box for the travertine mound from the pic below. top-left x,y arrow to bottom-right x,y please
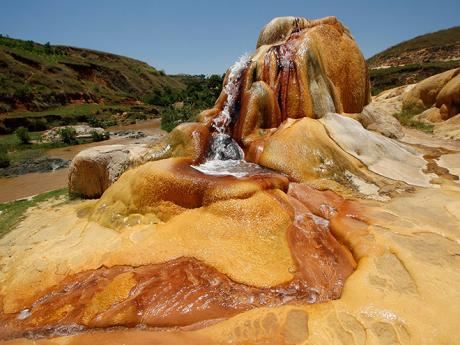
201,16 -> 370,144
4,15 -> 460,345
1,184 -> 460,344
0,183 -> 366,339
403,68 -> 460,118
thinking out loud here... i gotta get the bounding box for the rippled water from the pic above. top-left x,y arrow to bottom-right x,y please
192,159 -> 274,178
207,53 -> 251,161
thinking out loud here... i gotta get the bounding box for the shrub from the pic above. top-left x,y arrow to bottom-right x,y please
88,117 -> 103,128
59,127 -> 78,144
15,84 -> 32,100
393,105 -> 434,133
0,148 -> 10,168
160,105 -> 196,132
90,130 -> 109,142
15,127 -> 30,144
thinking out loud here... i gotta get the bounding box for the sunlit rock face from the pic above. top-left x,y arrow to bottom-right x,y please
0,183 -> 367,339
200,16 -> 371,144
2,15 -> 459,345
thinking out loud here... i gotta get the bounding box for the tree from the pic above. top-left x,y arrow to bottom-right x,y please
44,41 -> 52,54
15,127 -> 30,144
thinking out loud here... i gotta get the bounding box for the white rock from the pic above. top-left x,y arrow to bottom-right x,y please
320,113 -> 434,187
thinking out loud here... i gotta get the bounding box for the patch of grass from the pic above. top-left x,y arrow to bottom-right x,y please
0,131 -> 70,167
90,130 -> 110,142
0,188 -> 69,238
393,107 -> 434,133
5,103 -> 106,119
0,131 -> 41,146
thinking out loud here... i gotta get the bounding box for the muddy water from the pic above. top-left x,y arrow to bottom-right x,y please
0,119 -> 165,203
0,170 -> 68,203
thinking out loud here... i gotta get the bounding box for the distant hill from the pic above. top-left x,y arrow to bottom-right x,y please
0,35 -> 184,115
367,26 -> 460,95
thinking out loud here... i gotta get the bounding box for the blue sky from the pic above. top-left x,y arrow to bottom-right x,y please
1,0 -> 459,75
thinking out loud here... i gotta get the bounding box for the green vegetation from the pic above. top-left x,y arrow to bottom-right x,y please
15,126 -> 30,144
370,60 -> 460,95
160,104 -> 199,132
0,35 -> 63,57
0,103 -> 159,134
0,35 -> 185,122
90,130 -> 110,142
368,26 -> 460,67
0,131 -> 65,168
0,188 -> 69,238
58,127 -> 77,144
0,147 -> 10,168
145,74 -> 224,131
393,106 -> 434,133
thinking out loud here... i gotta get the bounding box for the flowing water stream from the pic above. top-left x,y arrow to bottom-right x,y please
192,54 -> 271,177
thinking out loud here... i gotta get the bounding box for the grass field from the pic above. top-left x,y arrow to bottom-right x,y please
0,188 -> 69,238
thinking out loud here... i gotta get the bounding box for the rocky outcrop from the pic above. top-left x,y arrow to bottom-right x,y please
359,101 -> 404,138
68,144 -> 159,198
322,114 -> 434,186
200,16 -> 370,145
366,69 -> 460,140
41,125 -> 106,143
2,15 -> 460,345
403,68 -> 460,118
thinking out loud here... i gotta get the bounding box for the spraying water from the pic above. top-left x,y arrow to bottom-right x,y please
193,53 -> 275,177
207,53 -> 251,161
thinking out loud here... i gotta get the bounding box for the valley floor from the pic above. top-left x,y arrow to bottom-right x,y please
0,119 -> 165,203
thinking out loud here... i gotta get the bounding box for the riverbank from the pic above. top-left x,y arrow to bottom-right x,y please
0,119 -> 165,203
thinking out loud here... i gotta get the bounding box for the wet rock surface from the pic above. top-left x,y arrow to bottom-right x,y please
0,182 -> 363,340
109,130 -> 146,139
1,15 -> 460,345
0,157 -> 69,177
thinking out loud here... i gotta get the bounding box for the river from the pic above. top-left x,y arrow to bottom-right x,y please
0,119 -> 165,203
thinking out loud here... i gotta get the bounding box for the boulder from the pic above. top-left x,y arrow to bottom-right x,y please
402,68 -> 460,117
414,107 -> 444,123
68,144 -> 160,198
360,101 -> 404,138
436,72 -> 460,118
